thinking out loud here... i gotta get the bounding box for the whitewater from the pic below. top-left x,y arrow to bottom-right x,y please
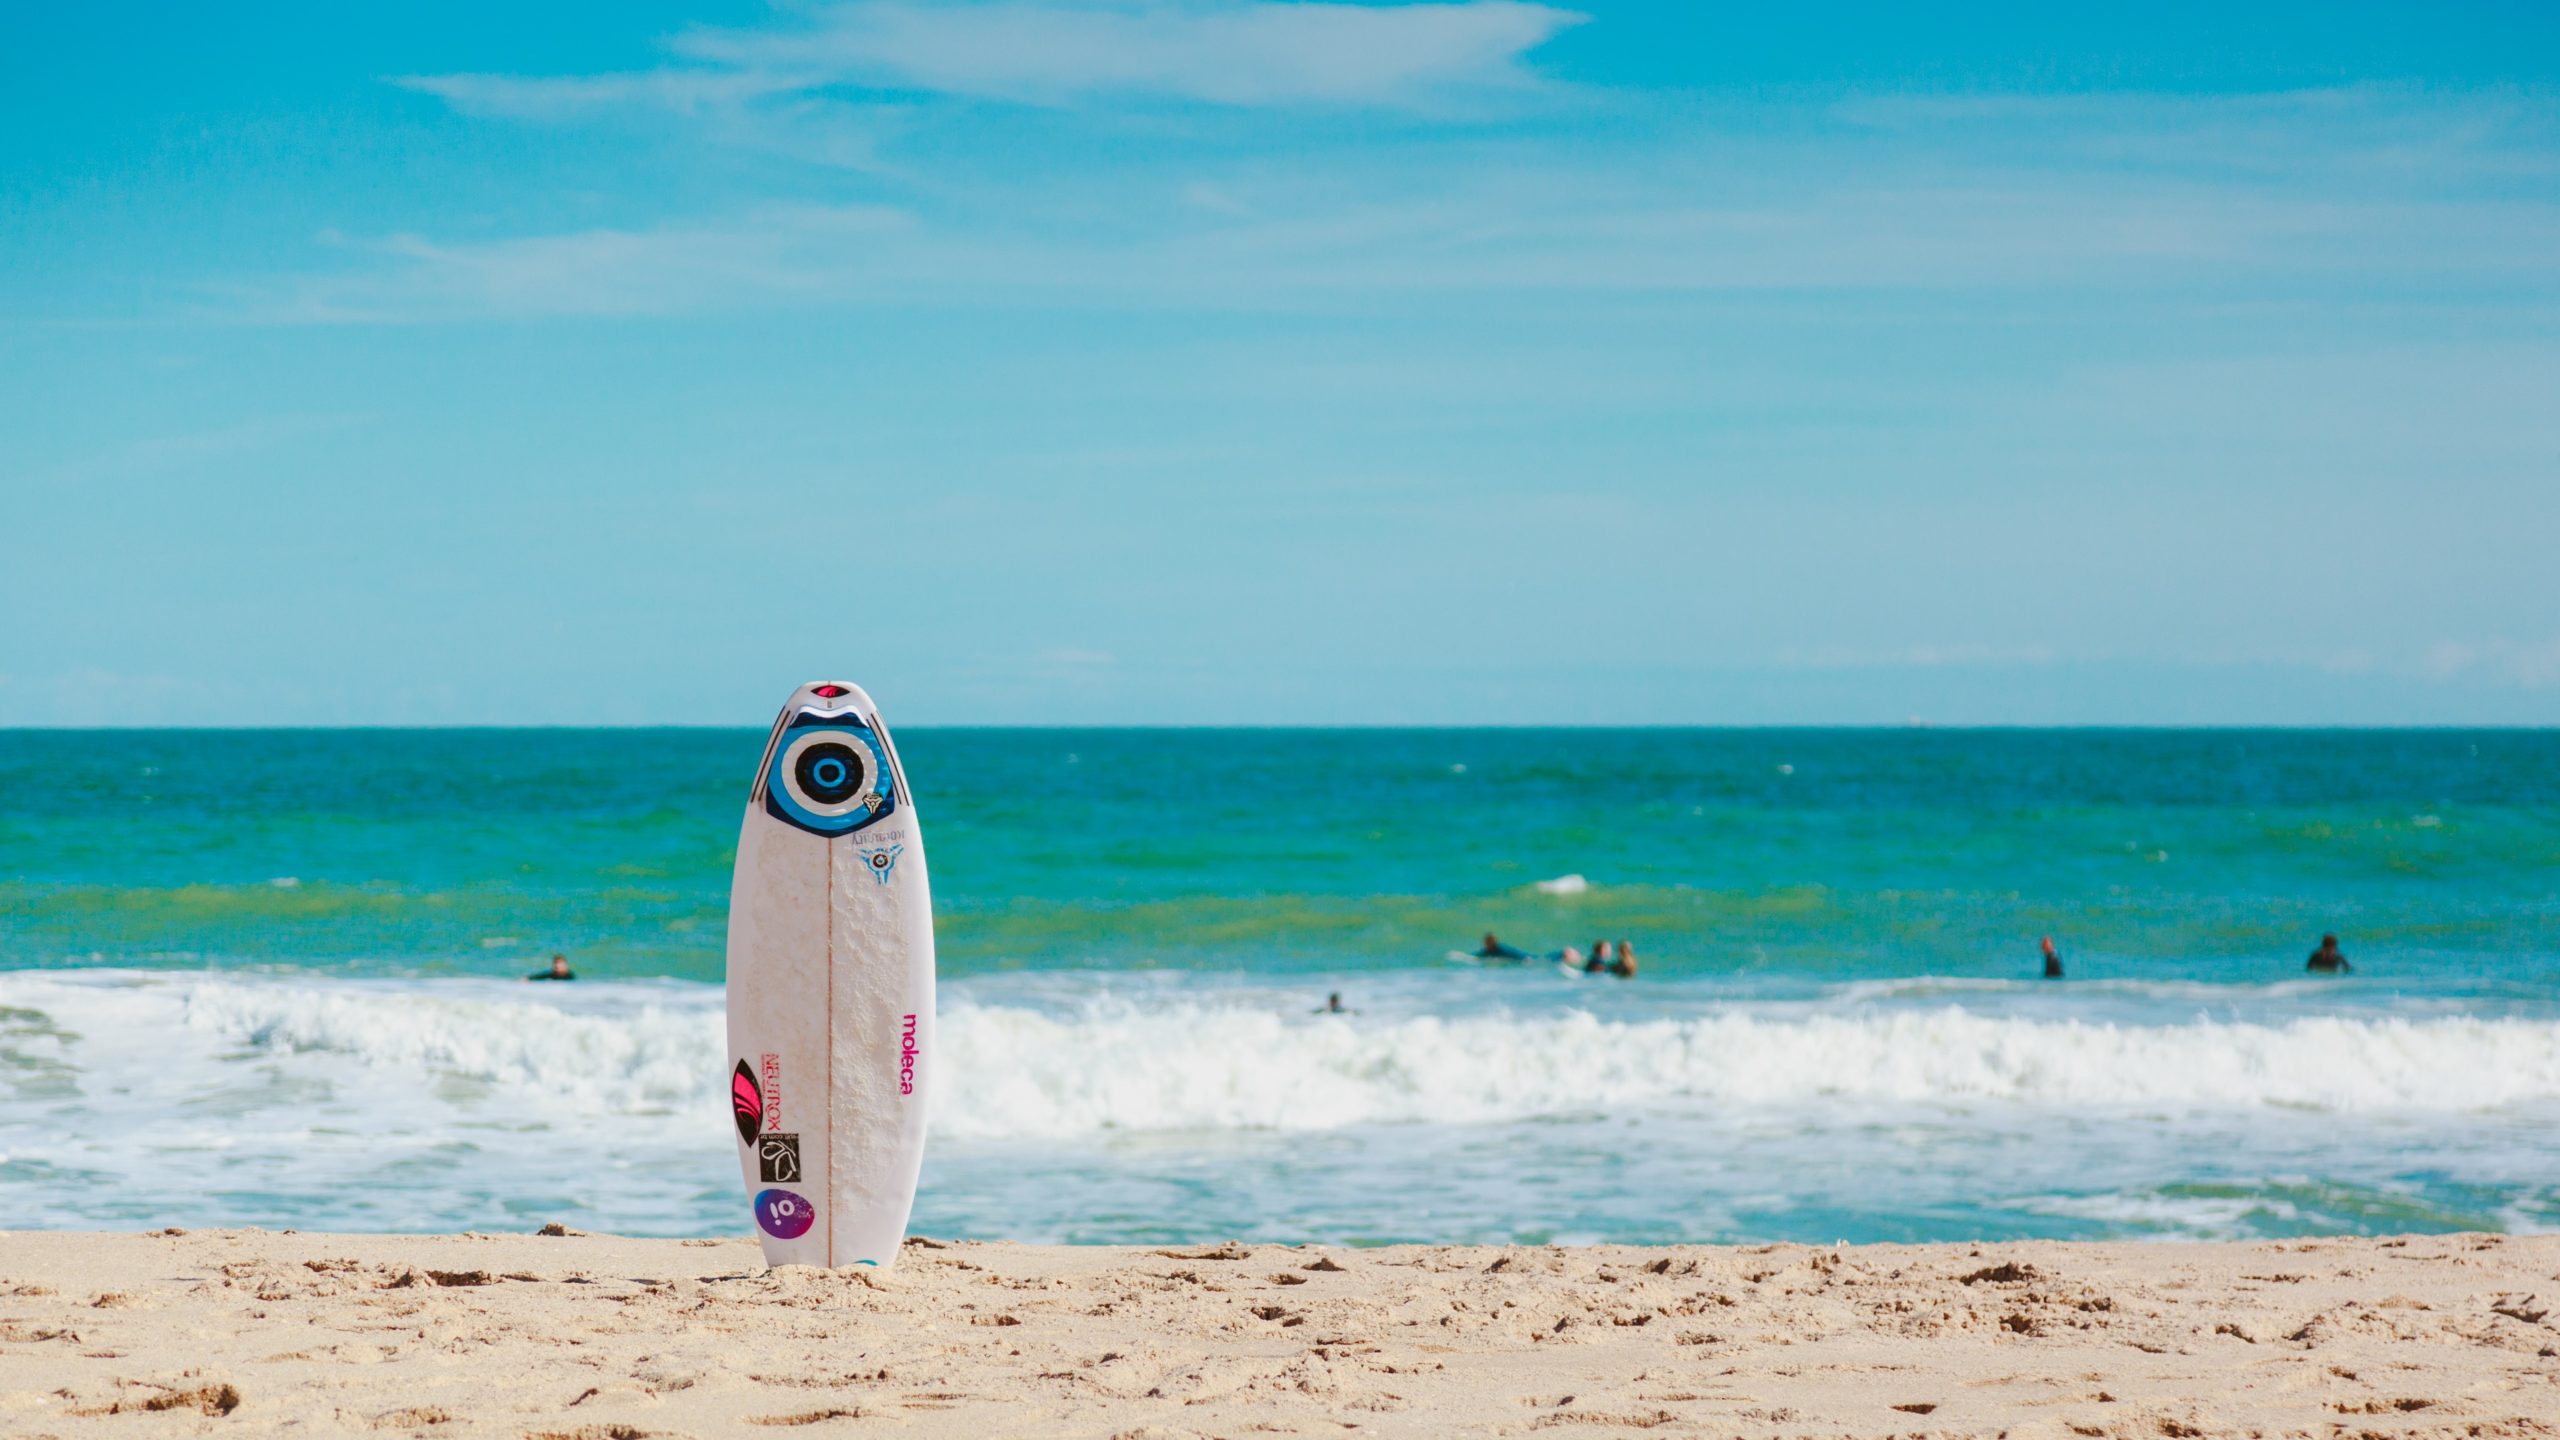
6,968 -> 2556,1243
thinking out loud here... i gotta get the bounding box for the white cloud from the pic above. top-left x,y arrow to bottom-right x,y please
245,206 -> 914,322
1182,181 -> 1252,216
1774,645 -> 2064,671
257,84 -> 2560,323
27,413 -> 377,485
673,0 -> 1583,107
396,68 -> 789,121
398,1 -> 1582,127
1769,641 -> 2560,689
2421,637 -> 2560,688
235,157 -> 2560,324
392,68 -> 899,170
1833,85 -> 2560,185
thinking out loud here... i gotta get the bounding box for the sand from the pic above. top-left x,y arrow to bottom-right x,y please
1,1231 -> 2554,1438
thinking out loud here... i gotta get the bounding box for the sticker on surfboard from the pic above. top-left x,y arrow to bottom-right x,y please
731,1059 -> 762,1144
725,680 -> 936,1268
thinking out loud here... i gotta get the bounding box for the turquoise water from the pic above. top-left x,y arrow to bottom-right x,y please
4,728 -> 2557,1242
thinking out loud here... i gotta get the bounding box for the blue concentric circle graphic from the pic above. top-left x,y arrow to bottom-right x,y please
765,721 -> 898,836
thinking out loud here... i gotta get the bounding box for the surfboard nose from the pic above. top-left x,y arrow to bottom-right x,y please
796,680 -> 876,713
757,681 -> 906,838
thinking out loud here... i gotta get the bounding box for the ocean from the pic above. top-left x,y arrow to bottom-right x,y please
4,727 -> 2556,1245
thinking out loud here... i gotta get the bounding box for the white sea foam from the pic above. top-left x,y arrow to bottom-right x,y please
2014,1191 -> 2312,1238
167,975 -> 710,1111
2,969 -> 2556,1240
937,1001 -> 2560,1137
1533,873 -> 1590,895
7,971 -> 2558,1148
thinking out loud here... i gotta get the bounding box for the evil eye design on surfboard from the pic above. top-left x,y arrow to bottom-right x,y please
762,711 -> 900,837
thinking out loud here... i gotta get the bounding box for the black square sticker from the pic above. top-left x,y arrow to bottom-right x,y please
759,1132 -> 802,1184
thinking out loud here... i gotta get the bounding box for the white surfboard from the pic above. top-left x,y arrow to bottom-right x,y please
724,681 -> 934,1268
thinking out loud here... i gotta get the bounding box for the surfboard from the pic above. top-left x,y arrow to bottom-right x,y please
724,681 -> 934,1268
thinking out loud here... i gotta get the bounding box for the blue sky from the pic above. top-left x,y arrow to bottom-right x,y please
4,1 -> 2557,724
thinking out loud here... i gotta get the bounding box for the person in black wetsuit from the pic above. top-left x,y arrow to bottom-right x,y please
526,953 -> 575,982
2041,935 -> 2064,979
2306,934 -> 2351,974
1475,932 -> 1528,962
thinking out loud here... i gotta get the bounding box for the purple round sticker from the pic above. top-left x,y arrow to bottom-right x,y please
754,1187 -> 815,1240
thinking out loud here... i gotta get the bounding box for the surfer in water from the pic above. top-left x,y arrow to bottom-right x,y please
526,953 -> 575,982
1314,992 -> 1352,1014
2041,935 -> 2063,979
1608,940 -> 1637,979
1475,932 -> 1528,962
2306,934 -> 2352,974
1583,939 -> 1614,975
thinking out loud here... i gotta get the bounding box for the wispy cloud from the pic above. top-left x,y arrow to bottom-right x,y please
395,67 -> 899,171
289,73 -> 2560,326
680,0 -> 1581,106
234,152 -> 2560,324
1832,85 -> 2560,184
2421,637 -> 2560,689
29,412 -> 377,485
399,68 -> 788,122
242,206 -> 914,322
1770,640 -> 2560,689
1774,644 -> 2065,671
398,1 -> 1583,126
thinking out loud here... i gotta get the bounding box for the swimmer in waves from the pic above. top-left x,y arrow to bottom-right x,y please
1560,939 -> 1638,979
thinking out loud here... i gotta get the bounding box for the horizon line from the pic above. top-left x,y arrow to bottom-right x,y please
3,722 -> 2554,734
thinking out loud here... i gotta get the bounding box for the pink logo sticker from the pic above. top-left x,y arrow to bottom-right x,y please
731,1061 -> 761,1144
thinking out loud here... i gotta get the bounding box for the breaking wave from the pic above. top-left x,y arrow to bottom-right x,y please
5,971 -> 2557,1145
942,1001 -> 2560,1137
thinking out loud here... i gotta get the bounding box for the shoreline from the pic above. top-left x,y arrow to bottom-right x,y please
3,1232 -> 2554,1437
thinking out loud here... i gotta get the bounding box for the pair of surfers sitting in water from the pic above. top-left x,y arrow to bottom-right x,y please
1476,932 -> 1638,979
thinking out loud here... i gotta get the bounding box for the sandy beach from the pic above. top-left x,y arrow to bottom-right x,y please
1,1231 -> 2552,1438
